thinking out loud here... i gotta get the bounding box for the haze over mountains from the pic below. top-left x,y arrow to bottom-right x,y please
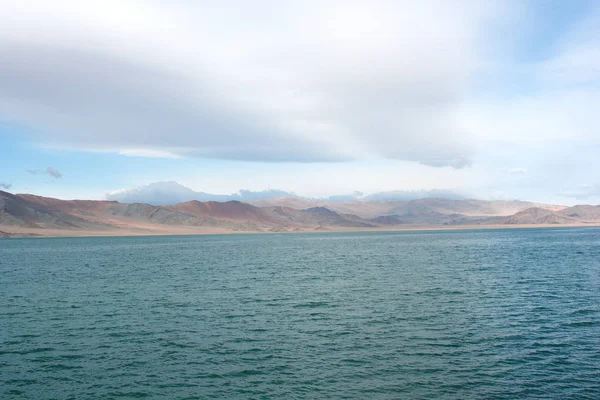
106,182 -> 295,205
106,181 -> 466,205
2,188 -> 600,238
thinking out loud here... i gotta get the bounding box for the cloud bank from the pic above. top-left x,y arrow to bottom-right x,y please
106,181 -> 466,206
0,0 -> 508,167
106,181 -> 297,205
0,182 -> 11,190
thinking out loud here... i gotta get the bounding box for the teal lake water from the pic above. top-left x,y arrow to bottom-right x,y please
2,229 -> 600,399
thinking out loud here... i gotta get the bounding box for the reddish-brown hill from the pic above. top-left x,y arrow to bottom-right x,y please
170,200 -> 279,223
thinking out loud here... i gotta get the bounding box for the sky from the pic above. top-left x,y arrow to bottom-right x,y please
1,0 -> 600,205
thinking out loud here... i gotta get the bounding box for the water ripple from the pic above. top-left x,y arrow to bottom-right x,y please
1,228 -> 600,398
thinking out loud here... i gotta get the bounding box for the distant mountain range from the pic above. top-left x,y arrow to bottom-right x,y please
2,189 -> 600,238
105,181 -> 466,205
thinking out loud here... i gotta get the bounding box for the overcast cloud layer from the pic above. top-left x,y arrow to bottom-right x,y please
0,0 -> 508,167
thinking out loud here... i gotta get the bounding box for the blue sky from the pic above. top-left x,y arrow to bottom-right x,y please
1,0 -> 600,205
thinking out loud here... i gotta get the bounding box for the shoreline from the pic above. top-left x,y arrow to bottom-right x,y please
2,223 -> 600,239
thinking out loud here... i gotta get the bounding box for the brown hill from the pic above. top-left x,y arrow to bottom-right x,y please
1,191 -> 248,232
557,205 -> 600,222
250,197 -> 565,219
1,190 -> 597,237
370,215 -> 404,225
297,207 -> 375,228
248,196 -> 324,210
502,208 -> 579,225
170,200 -> 278,223
0,190 -> 375,236
0,191 -> 110,230
389,198 -> 565,217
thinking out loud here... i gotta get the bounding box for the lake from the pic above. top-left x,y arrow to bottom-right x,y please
2,229 -> 600,399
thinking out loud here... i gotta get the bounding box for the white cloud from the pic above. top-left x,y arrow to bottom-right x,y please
0,0 -> 508,167
506,168 -> 527,174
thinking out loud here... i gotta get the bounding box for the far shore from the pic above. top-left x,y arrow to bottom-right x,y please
2,223 -> 600,239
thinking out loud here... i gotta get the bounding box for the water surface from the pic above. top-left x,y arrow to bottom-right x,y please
2,229 -> 600,398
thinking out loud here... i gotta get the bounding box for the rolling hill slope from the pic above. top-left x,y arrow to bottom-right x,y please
1,190 -> 597,237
